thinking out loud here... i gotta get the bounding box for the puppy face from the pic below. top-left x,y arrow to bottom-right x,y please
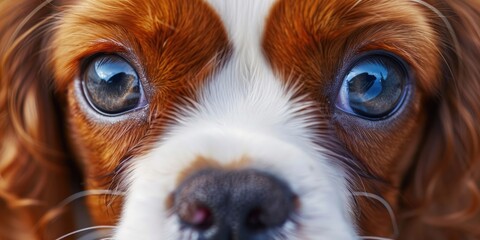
1,0 -> 479,239
52,0 -> 439,238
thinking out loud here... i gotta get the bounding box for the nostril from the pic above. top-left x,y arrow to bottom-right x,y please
245,194 -> 297,232
178,202 -> 214,230
246,207 -> 267,230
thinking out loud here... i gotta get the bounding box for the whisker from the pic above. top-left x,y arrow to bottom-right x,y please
353,192 -> 399,239
37,190 -> 126,233
410,0 -> 459,54
359,236 -> 394,240
410,0 -> 461,96
58,190 -> 126,208
77,229 -> 114,240
55,225 -> 117,240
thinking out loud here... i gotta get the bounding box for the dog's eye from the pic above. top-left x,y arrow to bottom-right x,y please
336,54 -> 408,119
83,55 -> 145,115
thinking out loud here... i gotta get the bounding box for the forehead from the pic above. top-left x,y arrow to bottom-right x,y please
205,0 -> 440,94
53,0 -> 441,94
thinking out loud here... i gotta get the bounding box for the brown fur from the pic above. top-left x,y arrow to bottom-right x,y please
51,0 -> 230,225
263,0 -> 480,238
0,0 -> 75,239
1,0 -> 479,239
1,0 -> 229,239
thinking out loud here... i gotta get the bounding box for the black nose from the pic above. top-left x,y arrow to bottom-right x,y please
172,168 -> 297,240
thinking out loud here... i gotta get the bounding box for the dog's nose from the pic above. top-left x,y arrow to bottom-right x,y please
173,168 -> 297,239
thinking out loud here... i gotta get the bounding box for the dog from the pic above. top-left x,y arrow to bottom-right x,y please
1,0 -> 479,239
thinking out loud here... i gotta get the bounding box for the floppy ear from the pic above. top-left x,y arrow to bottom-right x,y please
400,0 -> 480,238
0,0 -> 75,239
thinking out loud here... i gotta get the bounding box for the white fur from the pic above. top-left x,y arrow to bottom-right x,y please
114,0 -> 357,239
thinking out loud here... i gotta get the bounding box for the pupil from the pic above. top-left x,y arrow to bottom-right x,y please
348,72 -> 383,103
103,72 -> 137,97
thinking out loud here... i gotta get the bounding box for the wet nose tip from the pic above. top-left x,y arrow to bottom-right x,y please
173,168 -> 296,238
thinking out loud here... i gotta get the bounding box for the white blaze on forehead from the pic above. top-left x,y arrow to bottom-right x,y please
115,1 -> 358,239
184,0 -> 319,158
204,0 -> 277,59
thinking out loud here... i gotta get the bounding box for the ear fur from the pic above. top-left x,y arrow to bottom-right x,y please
0,0 -> 75,239
400,0 -> 480,239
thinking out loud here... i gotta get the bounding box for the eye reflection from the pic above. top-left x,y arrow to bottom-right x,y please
83,55 -> 144,115
336,54 -> 408,119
